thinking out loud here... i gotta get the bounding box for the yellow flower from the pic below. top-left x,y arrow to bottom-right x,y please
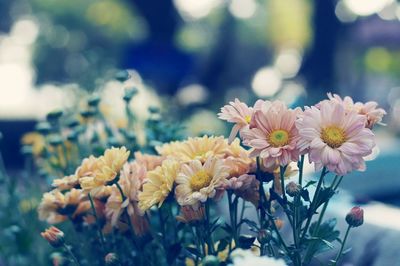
38,189 -> 84,224
79,147 -> 130,194
21,132 -> 45,156
134,151 -> 164,171
52,175 -> 79,191
156,136 -> 229,163
138,159 -> 180,211
224,138 -> 255,178
175,156 -> 229,207
75,155 -> 100,178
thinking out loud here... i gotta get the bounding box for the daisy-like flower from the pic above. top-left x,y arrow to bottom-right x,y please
38,189 -> 84,224
241,100 -> 302,168
134,151 -> 164,171
156,136 -> 229,163
175,156 -> 230,207
224,138 -> 255,178
105,161 -> 149,235
105,162 -> 145,224
75,155 -> 100,179
176,205 -> 206,224
218,99 -> 263,143
227,174 -> 259,206
138,159 -> 180,212
79,147 -> 130,194
52,175 -> 79,191
323,93 -> 386,129
296,101 -> 375,175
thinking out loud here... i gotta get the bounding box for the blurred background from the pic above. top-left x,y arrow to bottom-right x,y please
1,0 -> 400,217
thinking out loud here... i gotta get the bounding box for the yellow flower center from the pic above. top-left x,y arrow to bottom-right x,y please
245,115 -> 251,124
190,170 -> 212,191
321,126 -> 346,148
269,129 -> 290,147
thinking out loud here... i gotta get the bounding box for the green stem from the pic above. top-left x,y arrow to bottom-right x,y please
205,201 -> 215,255
298,155 -> 305,186
333,225 -> 351,266
88,193 -> 106,252
300,167 -> 328,241
279,165 -> 288,202
63,243 -> 81,266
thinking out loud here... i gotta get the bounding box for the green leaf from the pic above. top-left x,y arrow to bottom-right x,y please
186,246 -> 201,257
238,235 -> 256,249
304,180 -> 317,188
240,219 -> 259,231
301,189 -> 310,202
217,238 -> 230,252
167,243 -> 182,264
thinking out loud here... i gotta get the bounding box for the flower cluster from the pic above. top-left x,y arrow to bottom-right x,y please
36,93 -> 384,266
219,94 -> 384,175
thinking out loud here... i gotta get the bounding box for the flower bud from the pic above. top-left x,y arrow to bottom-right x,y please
41,227 -> 65,248
123,87 -> 138,102
285,181 -> 301,197
257,229 -> 272,244
105,253 -> 120,266
115,70 -> 130,82
88,94 -> 101,107
345,206 -> 364,227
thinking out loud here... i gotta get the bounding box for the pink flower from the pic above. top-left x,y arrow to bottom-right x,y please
241,100 -> 302,168
218,98 -> 263,143
296,101 -> 375,175
322,93 -> 386,129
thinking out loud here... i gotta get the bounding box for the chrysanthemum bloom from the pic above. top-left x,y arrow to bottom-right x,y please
175,156 -> 230,207
134,151 -> 164,171
224,139 -> 255,178
52,175 -> 79,191
41,226 -> 65,248
296,101 -> 375,175
38,189 -> 84,224
227,174 -> 260,206
75,155 -> 100,179
156,136 -> 229,163
176,205 -> 206,224
218,99 -> 263,143
241,100 -> 302,168
324,93 -> 386,129
105,162 -> 149,235
138,159 -> 180,211
80,147 -> 130,194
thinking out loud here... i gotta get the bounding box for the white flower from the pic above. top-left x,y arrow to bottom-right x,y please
230,249 -> 287,266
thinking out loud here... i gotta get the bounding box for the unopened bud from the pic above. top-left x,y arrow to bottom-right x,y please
345,206 -> 364,227
257,229 -> 272,244
105,253 -> 120,266
123,87 -> 138,102
286,181 -> 301,197
41,226 -> 64,248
